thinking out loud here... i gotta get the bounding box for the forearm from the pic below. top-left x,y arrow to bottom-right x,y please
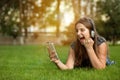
86,47 -> 106,69
54,60 -> 73,70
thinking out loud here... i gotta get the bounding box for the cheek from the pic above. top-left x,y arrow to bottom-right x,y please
84,31 -> 90,37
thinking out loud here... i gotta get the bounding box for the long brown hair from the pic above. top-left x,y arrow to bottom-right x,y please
74,17 -> 99,67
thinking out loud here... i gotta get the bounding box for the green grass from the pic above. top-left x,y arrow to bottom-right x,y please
0,45 -> 119,80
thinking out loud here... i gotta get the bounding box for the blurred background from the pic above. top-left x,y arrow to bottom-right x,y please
0,0 -> 120,45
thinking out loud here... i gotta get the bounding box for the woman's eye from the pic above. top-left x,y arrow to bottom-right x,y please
76,29 -> 78,32
81,29 -> 85,32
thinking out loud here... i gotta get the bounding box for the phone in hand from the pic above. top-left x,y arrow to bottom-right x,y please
46,42 -> 59,60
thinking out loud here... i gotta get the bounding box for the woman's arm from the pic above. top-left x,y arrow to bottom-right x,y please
84,38 -> 107,69
49,47 -> 75,70
86,42 -> 107,69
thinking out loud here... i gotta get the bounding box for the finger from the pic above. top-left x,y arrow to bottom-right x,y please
84,39 -> 88,44
86,38 -> 91,43
87,39 -> 91,43
47,47 -> 55,55
47,47 -> 51,53
50,57 -> 58,62
50,58 -> 55,62
88,38 -> 94,43
49,52 -> 55,57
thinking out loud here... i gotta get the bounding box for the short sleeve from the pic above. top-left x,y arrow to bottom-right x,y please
70,41 -> 76,50
97,36 -> 106,46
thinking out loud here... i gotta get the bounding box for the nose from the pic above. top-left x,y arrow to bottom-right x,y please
77,30 -> 81,35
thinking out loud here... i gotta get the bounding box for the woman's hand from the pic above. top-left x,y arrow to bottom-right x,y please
47,48 -> 59,63
83,38 -> 94,48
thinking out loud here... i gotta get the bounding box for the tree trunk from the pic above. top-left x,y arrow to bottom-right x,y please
56,0 -> 60,37
72,0 -> 81,22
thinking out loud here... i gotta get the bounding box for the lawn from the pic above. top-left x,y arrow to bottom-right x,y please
0,45 -> 119,80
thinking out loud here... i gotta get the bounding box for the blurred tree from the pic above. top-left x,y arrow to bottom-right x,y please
0,0 -> 20,37
61,0 -> 81,45
97,0 -> 120,45
0,0 -> 57,37
56,0 -> 60,37
25,0 -> 60,37
72,0 -> 81,22
0,0 -> 58,42
20,0 -> 53,37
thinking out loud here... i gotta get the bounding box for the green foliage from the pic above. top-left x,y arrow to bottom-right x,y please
0,45 -> 119,80
97,0 -> 120,42
0,0 -> 57,36
0,0 -> 20,36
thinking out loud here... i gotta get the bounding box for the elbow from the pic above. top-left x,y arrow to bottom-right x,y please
97,66 -> 106,70
94,64 -> 106,70
68,66 -> 74,70
60,66 -> 74,70
67,65 -> 74,70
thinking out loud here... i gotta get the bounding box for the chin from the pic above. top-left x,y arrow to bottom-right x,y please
80,42 -> 84,45
79,40 -> 84,45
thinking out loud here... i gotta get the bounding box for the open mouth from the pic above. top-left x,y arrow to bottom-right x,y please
78,37 -> 85,42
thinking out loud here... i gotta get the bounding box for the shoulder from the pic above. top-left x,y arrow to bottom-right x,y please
70,41 -> 77,50
97,36 -> 108,56
97,36 -> 106,46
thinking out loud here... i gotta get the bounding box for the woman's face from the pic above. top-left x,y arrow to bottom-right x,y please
76,23 -> 91,44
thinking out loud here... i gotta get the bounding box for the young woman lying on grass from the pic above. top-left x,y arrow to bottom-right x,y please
47,17 -> 114,70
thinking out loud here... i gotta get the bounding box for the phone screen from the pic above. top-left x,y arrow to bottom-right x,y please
46,42 -> 59,59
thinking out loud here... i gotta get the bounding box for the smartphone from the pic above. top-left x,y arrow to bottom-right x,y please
46,42 -> 59,60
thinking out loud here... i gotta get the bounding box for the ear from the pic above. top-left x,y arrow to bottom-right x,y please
91,30 -> 95,38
